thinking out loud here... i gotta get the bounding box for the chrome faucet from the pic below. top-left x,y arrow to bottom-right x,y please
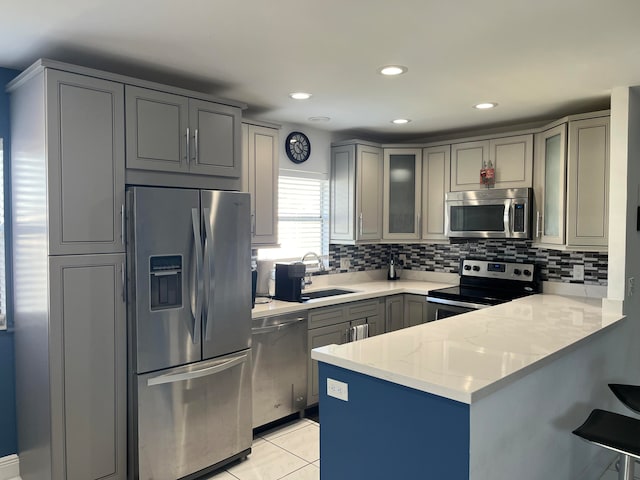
301,251 -> 326,289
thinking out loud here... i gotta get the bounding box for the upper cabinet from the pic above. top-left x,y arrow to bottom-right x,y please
26,69 -> 125,255
421,145 -> 451,241
450,134 -> 533,191
330,142 -> 383,243
533,114 -> 609,250
567,116 -> 610,248
533,124 -> 567,245
125,86 -> 242,179
383,148 -> 422,240
242,123 -> 279,247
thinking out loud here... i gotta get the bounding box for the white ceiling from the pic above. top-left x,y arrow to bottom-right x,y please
2,0 -> 639,141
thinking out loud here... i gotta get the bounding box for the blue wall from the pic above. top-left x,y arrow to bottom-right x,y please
0,67 -> 19,457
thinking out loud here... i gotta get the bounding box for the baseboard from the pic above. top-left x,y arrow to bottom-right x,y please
0,454 -> 20,480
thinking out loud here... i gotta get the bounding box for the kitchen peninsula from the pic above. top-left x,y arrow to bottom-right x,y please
312,295 -> 634,480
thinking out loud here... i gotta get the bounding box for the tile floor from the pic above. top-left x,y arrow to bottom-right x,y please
203,416 -> 637,480
206,418 -> 319,480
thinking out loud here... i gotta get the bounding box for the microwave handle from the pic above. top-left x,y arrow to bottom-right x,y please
503,200 -> 511,234
509,202 -> 515,234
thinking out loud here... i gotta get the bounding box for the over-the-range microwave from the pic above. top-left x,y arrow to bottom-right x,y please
444,188 -> 532,239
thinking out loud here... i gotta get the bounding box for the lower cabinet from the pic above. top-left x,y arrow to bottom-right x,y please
385,295 -> 405,331
14,254 -> 126,480
307,299 -> 384,406
404,295 -> 429,327
386,294 -> 429,331
49,254 -> 127,480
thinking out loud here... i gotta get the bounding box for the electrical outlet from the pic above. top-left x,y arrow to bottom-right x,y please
628,277 -> 635,297
340,258 -> 350,270
573,264 -> 584,281
327,378 -> 349,401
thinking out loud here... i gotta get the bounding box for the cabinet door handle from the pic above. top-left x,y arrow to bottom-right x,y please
185,127 -> 190,164
120,204 -> 125,245
121,262 -> 125,302
251,212 -> 256,235
194,128 -> 199,163
536,211 -> 542,238
359,212 -> 363,237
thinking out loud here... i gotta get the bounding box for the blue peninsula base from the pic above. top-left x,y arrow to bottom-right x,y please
318,363 -> 470,480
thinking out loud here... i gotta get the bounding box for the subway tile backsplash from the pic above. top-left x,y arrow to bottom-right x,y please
328,240 -> 608,285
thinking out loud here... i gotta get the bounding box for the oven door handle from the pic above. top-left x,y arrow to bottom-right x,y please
426,296 -> 492,310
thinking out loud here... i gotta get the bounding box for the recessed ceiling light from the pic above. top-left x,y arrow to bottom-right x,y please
379,65 -> 408,76
309,116 -> 331,122
392,118 -> 411,124
474,102 -> 498,109
290,92 -> 312,100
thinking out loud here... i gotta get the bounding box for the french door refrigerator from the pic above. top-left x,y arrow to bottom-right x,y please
127,186 -> 252,480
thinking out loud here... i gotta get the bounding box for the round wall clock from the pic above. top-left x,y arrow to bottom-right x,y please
285,131 -> 311,164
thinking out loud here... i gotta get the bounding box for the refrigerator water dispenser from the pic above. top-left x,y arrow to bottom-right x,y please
149,255 -> 182,310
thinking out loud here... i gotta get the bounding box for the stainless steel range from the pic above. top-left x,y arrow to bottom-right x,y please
427,259 -> 540,320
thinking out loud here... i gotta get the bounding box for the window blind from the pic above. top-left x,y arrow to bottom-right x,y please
259,175 -> 329,261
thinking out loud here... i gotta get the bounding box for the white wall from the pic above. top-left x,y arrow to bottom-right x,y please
606,86 -> 640,316
278,123 -> 333,178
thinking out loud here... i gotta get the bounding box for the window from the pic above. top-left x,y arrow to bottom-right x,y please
0,139 -> 5,329
258,173 -> 329,263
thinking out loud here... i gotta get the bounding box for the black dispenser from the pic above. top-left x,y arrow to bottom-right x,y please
274,262 -> 306,302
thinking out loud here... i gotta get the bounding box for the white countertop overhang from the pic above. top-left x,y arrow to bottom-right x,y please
311,294 -> 626,404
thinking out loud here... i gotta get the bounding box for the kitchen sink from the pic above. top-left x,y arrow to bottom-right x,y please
302,288 -> 356,300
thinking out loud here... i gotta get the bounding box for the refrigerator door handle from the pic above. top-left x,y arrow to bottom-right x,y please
146,352 -> 248,386
191,208 -> 204,344
202,207 -> 215,341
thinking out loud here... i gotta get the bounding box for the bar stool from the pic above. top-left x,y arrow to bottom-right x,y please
609,384 -> 640,414
572,409 -> 640,480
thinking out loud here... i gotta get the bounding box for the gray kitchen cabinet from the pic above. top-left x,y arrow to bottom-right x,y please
567,116 -> 610,248
383,148 -> 422,240
49,255 -> 126,480
385,294 -> 405,332
307,298 -> 385,405
421,145 -> 451,240
45,69 -> 125,255
242,122 -> 279,246
9,64 -> 127,480
330,141 -> 383,243
126,85 -> 241,178
533,123 -> 567,246
404,295 -> 429,327
307,322 -> 348,405
450,134 -> 533,191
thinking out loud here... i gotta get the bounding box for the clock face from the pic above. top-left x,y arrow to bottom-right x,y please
285,132 -> 311,164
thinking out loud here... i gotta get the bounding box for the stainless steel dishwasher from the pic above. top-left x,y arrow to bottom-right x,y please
251,312 -> 308,428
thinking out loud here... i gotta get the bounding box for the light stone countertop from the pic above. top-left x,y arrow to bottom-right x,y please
251,279 -> 453,319
311,294 -> 626,404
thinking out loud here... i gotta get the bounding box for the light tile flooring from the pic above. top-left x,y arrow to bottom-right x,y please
202,416 -> 637,480
206,419 -> 320,480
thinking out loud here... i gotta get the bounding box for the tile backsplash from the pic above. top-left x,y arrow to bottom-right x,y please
328,240 -> 608,285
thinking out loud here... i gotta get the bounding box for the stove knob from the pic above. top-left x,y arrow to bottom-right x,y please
523,269 -> 532,277
472,265 -> 480,272
513,269 -> 521,276
464,265 -> 471,271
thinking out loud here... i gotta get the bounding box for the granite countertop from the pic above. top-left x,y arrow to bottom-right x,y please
251,279 -> 453,319
311,294 -> 625,404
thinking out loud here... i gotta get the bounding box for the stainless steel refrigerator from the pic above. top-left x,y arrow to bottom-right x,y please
127,186 -> 252,480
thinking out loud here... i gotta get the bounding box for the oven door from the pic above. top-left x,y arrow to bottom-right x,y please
426,297 -> 490,321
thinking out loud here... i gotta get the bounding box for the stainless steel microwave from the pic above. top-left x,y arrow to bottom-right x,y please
445,188 -> 532,239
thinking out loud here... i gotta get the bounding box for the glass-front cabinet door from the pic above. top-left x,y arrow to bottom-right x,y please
383,149 -> 422,240
533,123 -> 567,245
